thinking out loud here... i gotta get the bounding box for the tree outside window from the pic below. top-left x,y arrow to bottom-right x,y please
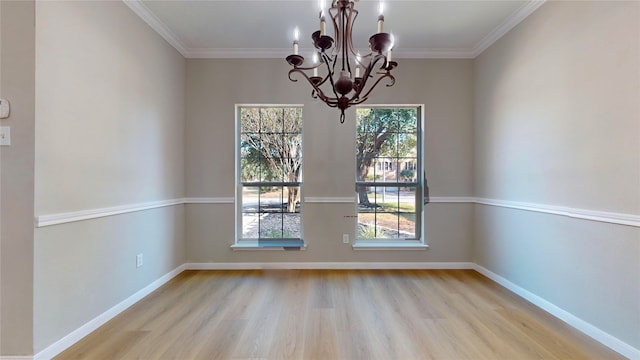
238,107 -> 303,245
355,107 -> 421,240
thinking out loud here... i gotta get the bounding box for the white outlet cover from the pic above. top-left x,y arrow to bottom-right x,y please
342,234 -> 350,243
0,99 -> 9,119
136,254 -> 143,268
0,126 -> 10,146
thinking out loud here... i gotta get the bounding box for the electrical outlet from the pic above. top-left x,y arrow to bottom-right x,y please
0,126 -> 10,146
342,234 -> 349,244
136,253 -> 143,268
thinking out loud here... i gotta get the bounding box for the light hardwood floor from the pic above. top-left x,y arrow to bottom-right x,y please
55,269 -> 625,359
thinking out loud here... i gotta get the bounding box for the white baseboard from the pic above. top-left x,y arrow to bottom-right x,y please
33,264 -> 186,360
473,264 -> 640,360
185,262 -> 475,270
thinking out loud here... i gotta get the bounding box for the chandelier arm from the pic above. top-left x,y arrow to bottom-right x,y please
346,3 -> 359,58
349,95 -> 371,106
328,3 -> 341,58
343,2 -> 357,74
314,87 -> 339,106
321,52 -> 342,101
341,6 -> 348,73
349,53 -> 386,99
289,67 -> 335,105
314,87 -> 339,107
290,63 -> 323,73
330,54 -> 339,76
288,68 -> 301,82
356,73 -> 396,102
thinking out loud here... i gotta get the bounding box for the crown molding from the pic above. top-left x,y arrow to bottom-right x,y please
186,48 -> 477,59
472,0 -> 546,57
394,48 -> 475,59
186,48 -> 292,59
123,0 -> 546,60
122,0 -> 188,57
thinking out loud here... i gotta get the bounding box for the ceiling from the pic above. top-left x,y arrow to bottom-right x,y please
124,0 -> 545,59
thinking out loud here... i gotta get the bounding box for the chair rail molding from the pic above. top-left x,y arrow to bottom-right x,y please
35,199 -> 185,227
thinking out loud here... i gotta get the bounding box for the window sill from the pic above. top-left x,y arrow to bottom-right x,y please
352,241 -> 428,250
231,242 -> 307,251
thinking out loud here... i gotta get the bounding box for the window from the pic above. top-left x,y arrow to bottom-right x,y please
237,106 -> 303,247
355,106 -> 422,244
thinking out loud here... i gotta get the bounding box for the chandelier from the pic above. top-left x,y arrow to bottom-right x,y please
286,0 -> 397,123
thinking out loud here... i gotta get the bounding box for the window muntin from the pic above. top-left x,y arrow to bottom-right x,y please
238,106 -> 303,246
355,107 -> 422,241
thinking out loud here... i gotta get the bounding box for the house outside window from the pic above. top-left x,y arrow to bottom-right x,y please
355,106 -> 423,245
236,106 -> 303,247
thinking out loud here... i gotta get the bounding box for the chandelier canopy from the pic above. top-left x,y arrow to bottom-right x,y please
286,0 -> 397,123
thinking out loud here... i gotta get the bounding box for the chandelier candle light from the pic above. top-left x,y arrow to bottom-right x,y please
286,0 -> 397,123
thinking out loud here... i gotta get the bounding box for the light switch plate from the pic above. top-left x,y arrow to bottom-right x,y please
0,99 -> 9,119
0,126 -> 10,146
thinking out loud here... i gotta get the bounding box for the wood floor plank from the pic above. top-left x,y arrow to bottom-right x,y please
303,309 -> 339,360
54,269 -> 626,360
268,271 -> 309,360
231,272 -> 286,359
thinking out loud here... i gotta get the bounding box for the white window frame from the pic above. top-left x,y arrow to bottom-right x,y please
232,105 -> 305,250
353,105 -> 427,250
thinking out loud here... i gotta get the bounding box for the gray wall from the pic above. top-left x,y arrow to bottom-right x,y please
0,1 -> 35,355
1,0 -> 637,356
185,58 -> 475,263
473,1 -> 639,349
32,1 -> 186,353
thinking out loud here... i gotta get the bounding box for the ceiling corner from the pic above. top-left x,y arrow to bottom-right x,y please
122,0 -> 189,57
472,0 -> 547,58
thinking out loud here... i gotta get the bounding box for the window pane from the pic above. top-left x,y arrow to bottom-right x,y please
260,108 -> 283,133
376,187 -> 400,212
357,213 -> 376,239
376,212 -> 399,238
399,158 -> 417,181
284,108 -> 302,132
357,186 -> 377,208
261,161 -> 284,182
283,213 -> 301,238
238,106 -> 303,242
242,186 -> 259,213
284,186 -> 301,213
240,108 -> 260,132
355,107 -> 420,241
398,187 -> 417,213
397,132 -> 417,159
283,136 -> 303,182
260,213 -> 284,238
242,213 -> 259,239
260,186 -> 283,213
399,212 -> 416,238
372,159 -> 397,183
386,133 -> 400,158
